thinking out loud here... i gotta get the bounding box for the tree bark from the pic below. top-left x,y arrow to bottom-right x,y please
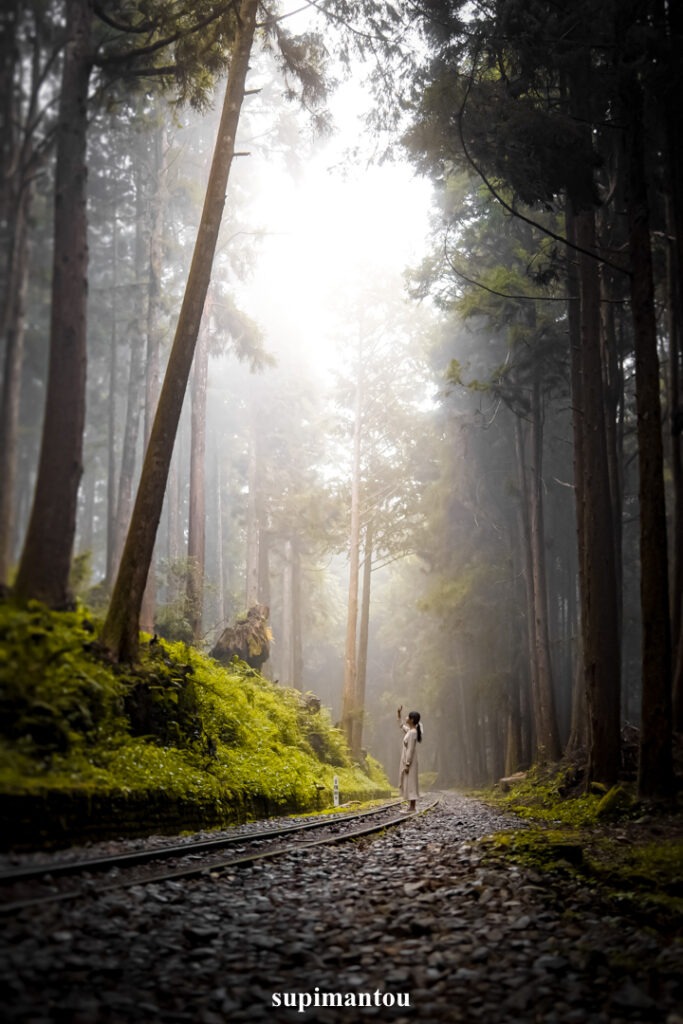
105,214 -> 119,585
621,72 -> 674,797
528,365 -> 562,760
280,537 -> 301,686
291,538 -> 302,687
14,0 -> 93,607
572,202 -> 621,785
0,180 -> 31,584
341,337 -> 363,753
280,539 -> 293,684
100,0 -> 258,660
185,321 -> 209,644
0,0 -> 28,582
245,420 -> 260,608
140,123 -> 167,633
215,446 -> 226,628
110,169 -> 147,578
353,517 -> 374,757
513,415 -> 539,756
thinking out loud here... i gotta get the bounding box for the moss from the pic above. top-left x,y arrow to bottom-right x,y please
479,763 -> 633,828
476,765 -> 682,935
0,601 -> 390,847
596,784 -> 634,819
482,828 -> 584,872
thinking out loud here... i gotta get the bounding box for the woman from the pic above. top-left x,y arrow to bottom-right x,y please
397,705 -> 422,811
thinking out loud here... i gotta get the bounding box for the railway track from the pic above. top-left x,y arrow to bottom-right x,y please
0,797 -> 440,915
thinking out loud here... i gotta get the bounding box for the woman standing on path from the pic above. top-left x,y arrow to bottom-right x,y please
397,706 -> 422,811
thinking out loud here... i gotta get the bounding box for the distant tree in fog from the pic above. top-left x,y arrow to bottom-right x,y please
12,0 -> 248,609
398,0 -> 679,795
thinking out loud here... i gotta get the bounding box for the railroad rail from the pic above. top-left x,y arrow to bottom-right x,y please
0,797 -> 440,915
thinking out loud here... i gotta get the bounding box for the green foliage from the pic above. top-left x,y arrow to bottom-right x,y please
0,602 -> 127,757
0,603 -> 389,818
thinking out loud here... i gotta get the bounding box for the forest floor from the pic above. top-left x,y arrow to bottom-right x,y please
2,790 -> 681,1024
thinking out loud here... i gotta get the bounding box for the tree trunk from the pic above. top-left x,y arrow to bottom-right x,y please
565,207 -> 588,756
280,540 -> 293,684
13,0 -> 93,607
185,321 -> 209,644
528,366 -> 562,760
513,415 -> 539,756
78,458 -> 96,557
341,338 -> 363,752
567,644 -> 588,754
568,202 -> 622,785
215,446 -> 226,627
167,445 -> 181,568
670,223 -> 683,728
245,421 -> 260,608
504,670 -> 523,776
141,123 -> 167,633
105,215 -> 119,585
0,0 -> 27,581
0,180 -> 31,584
599,262 -> 624,648
291,538 -> 302,687
353,517 -> 374,757
280,537 -> 300,686
110,170 -> 147,577
100,0 -> 258,660
621,73 -> 674,797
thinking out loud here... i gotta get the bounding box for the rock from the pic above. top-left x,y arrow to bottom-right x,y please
1,792 -> 680,1024
610,981 -> 657,1012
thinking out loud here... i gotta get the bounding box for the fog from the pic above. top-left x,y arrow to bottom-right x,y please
2,0 -> 679,795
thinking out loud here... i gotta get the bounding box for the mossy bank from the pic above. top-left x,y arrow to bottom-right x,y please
475,765 -> 683,935
0,602 -> 390,850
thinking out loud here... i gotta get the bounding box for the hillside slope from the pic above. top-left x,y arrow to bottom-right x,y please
0,603 -> 390,849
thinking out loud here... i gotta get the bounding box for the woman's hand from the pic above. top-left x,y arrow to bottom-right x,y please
397,704 -> 403,719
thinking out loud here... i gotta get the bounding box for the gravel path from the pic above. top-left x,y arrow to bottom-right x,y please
2,792 -> 681,1023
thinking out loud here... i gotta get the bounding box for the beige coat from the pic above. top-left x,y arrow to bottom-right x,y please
398,723 -> 420,801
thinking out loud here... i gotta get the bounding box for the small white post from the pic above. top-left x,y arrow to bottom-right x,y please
333,775 -> 339,807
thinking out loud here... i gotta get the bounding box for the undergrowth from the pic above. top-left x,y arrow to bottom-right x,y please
0,601 -> 389,824
474,764 -> 683,932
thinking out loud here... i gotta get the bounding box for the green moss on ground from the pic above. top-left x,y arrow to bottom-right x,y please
474,763 -> 683,933
0,602 -> 390,847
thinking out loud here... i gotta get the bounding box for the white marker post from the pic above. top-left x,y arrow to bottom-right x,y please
333,775 -> 339,807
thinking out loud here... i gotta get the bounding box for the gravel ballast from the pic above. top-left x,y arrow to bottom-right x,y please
2,792 -> 681,1023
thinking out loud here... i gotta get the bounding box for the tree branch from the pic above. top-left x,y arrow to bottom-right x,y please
442,234 -> 574,303
93,4 -> 156,34
456,53 -> 629,277
95,2 -> 238,67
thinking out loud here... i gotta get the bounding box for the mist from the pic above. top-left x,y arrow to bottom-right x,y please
2,0 -> 680,799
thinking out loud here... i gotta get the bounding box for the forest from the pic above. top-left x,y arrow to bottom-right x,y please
1,0 -> 681,805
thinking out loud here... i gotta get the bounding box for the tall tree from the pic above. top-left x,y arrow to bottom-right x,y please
13,0 -> 93,606
12,0 -> 245,607
341,331 -> 363,752
100,0 -> 260,660
617,19 -> 673,794
185,312 -> 210,644
0,1 -> 58,585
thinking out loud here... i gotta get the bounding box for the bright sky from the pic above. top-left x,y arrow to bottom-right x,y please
239,77 -> 433,375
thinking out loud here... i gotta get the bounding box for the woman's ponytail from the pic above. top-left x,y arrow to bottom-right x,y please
409,711 -> 422,743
